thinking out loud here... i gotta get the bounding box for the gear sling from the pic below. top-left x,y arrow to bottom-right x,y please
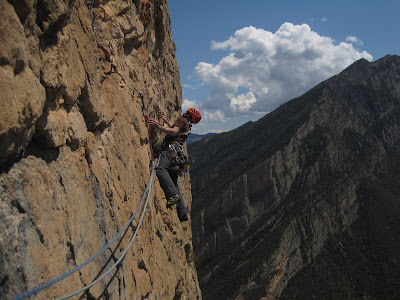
166,117 -> 190,172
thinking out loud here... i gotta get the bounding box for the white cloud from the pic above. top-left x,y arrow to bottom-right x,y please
230,92 -> 257,111
203,111 -> 229,122
182,99 -> 198,111
320,17 -> 328,22
206,129 -> 225,134
192,128 -> 226,135
194,22 -> 373,115
346,35 -> 364,46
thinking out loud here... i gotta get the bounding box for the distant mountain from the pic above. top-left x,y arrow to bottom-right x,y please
187,133 -> 218,144
188,55 -> 400,299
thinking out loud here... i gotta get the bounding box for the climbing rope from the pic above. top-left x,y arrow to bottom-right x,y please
11,157 -> 160,300
56,159 -> 158,299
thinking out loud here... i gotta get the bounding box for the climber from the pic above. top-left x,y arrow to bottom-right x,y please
149,108 -> 201,222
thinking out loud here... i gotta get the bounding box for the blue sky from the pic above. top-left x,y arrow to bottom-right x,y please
169,0 -> 400,134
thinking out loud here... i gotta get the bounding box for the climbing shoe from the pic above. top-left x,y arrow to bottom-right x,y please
179,213 -> 189,222
166,195 -> 180,209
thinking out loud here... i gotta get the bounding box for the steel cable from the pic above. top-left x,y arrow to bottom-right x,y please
56,159 -> 158,299
11,157 -> 159,300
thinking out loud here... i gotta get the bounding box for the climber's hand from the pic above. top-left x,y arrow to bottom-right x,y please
149,118 -> 160,129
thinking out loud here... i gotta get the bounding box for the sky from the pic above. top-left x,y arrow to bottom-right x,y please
168,0 -> 400,134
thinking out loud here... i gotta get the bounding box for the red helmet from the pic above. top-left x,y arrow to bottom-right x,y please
187,108 -> 201,124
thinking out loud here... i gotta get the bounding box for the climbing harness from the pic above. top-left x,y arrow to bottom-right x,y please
11,156 -> 160,300
138,91 -> 154,161
168,142 -> 189,175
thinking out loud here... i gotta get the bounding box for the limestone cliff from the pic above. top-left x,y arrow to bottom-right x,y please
188,56 -> 400,299
0,0 -> 201,299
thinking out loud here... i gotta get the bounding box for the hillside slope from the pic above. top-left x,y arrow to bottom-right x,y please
0,1 -> 200,299
187,133 -> 218,144
188,55 -> 400,299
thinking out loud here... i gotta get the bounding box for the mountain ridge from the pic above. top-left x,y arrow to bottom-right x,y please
188,55 -> 400,299
187,133 -> 218,144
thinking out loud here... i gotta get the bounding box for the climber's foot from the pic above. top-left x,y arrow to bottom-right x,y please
166,195 -> 180,209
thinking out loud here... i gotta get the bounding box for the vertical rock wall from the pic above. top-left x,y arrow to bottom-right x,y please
0,0 -> 201,299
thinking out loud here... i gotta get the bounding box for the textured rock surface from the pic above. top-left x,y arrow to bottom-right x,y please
189,56 -> 400,299
0,0 -> 200,299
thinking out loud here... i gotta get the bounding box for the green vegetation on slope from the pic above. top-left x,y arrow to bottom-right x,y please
281,148 -> 400,299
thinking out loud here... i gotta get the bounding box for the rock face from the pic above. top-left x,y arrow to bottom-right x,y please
188,56 -> 400,299
0,0 -> 201,299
